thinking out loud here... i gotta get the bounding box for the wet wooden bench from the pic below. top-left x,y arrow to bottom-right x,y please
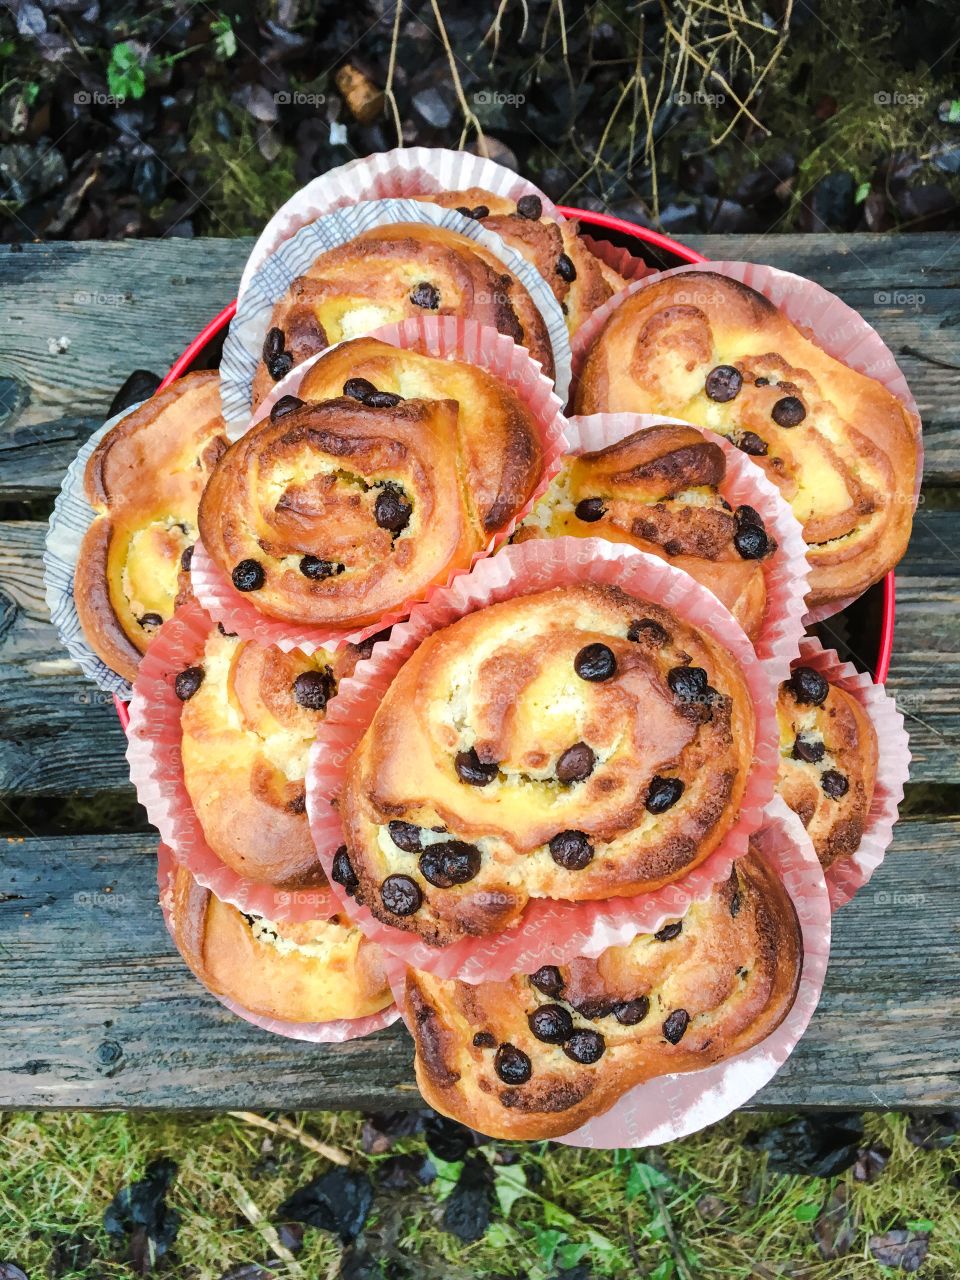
1,234 -> 958,1111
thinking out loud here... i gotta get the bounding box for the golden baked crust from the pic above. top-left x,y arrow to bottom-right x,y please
179,625 -> 361,886
404,850 -> 801,1139
776,664 -> 878,869
199,337 -> 543,629
573,271 -> 919,605
167,862 -> 391,1023
339,582 -> 756,945
415,187 -> 620,333
252,221 -> 555,408
74,372 -> 228,682
514,423 -> 774,640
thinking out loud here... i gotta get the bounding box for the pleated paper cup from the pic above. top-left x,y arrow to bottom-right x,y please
784,637 -> 910,912
570,260 -> 923,623
566,413 -> 810,674
157,844 -> 400,1043
306,536 -> 782,984
126,599 -> 338,924
192,317 -> 569,653
221,196 -> 571,429
240,146 -> 563,300
579,234 -> 657,286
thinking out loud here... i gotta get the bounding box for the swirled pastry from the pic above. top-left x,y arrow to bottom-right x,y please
251,222 -> 555,408
178,625 -> 361,886
338,582 -> 757,946
165,861 -> 391,1023
403,850 -> 801,1138
776,664 -> 878,868
74,372 -> 228,682
574,272 -> 919,605
514,423 -> 774,640
199,337 -> 544,630
415,187 -> 623,333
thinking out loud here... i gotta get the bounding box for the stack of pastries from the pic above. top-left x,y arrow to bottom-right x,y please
58,149 -> 914,1138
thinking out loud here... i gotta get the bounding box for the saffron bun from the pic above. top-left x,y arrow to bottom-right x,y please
251,221 -> 555,408
198,337 -> 544,631
403,850 -> 801,1139
338,582 -> 757,946
513,422 -> 774,641
573,271 -> 919,606
776,663 -> 879,869
165,861 -> 391,1023
73,372 -> 228,682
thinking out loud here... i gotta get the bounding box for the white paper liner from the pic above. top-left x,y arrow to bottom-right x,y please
570,260 -> 923,623
156,843 -> 400,1043
222,197 -> 572,430
42,402 -> 144,699
239,146 -> 564,300
193,316 -> 569,652
784,637 -> 910,912
566,413 -> 810,675
306,537 -> 781,984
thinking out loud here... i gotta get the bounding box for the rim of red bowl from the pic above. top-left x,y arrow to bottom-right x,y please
137,208 -> 891,722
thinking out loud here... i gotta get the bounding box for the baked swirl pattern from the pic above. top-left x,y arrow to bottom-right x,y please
403,850 -> 801,1138
776,664 -> 878,869
166,860 -> 391,1023
199,337 -> 544,630
74,372 -> 228,682
574,271 -> 919,605
338,582 -> 757,946
515,423 -> 775,640
251,222 -> 555,409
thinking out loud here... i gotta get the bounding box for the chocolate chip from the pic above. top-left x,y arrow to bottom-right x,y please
388,821 -> 423,852
734,524 -> 770,559
494,1043 -> 531,1084
139,612 -> 163,628
705,365 -> 742,402
772,395 -> 806,427
455,205 -> 472,218
292,668 -> 336,711
174,665 -> 204,701
410,281 -> 440,310
300,555 -> 345,580
563,1030 -> 605,1064
516,194 -> 543,220
735,504 -> 764,529
262,327 -> 284,361
287,792 -> 306,815
343,377 -> 377,402
737,431 -> 768,456
663,1009 -> 690,1044
787,666 -> 829,706
730,890 -> 742,917
528,1004 -> 574,1045
628,617 -> 670,646
646,775 -> 685,814
667,665 -> 708,702
792,734 -> 825,764
530,966 -> 564,998
332,845 -> 359,891
232,559 -> 265,592
380,874 -> 422,916
655,920 -> 683,942
556,742 -> 595,784
455,748 -> 498,786
267,352 -> 293,381
366,391 -> 403,409
374,484 -> 412,533
573,998 -> 615,1020
473,1031 -> 496,1049
270,394 -> 305,422
549,830 -> 593,870
180,544 -> 194,571
419,840 -> 482,888
755,376 -> 771,387
574,497 -> 606,522
822,769 -> 849,799
556,252 -> 577,282
574,643 -> 617,682
614,996 -> 650,1026
471,204 -> 490,220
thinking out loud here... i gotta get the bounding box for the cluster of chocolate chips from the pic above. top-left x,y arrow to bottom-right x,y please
343,376 -> 403,410
362,820 -> 487,917
783,665 -> 849,798
732,503 -> 771,560
263,327 -> 294,382
704,363 -> 807,430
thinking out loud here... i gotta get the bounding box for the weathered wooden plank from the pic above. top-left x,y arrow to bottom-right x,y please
0,822 -> 956,1110
2,508 -> 958,799
0,234 -> 957,496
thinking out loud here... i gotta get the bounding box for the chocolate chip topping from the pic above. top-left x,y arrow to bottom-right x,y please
667,665 -> 708,702
380,874 -> 422,916
792,734 -> 825,764
556,252 -> 577,282
388,820 -> 423,853
628,617 -> 670,646
418,840 -> 482,888
174,665 -> 204,701
454,747 -> 498,786
366,390 -> 403,409
331,845 -> 359,891
343,377 -> 377,402
516,194 -> 543,220
573,998 -> 615,1020
772,395 -> 806,427
663,1009 -> 690,1044
300,555 -> 345,580
645,775 -> 685,814
574,643 -> 617,682
574,497 -> 606,523
473,1031 -> 496,1049
730,889 -> 742,917
529,966 -> 564,998
549,830 -> 594,870
270,394 -> 305,422
787,666 -> 829,706
735,504 -> 764,529
410,281 -> 440,310
655,920 -> 683,942
180,544 -> 194,571
232,559 -> 265,592
494,1042 -> 532,1084
267,352 -> 293,382
556,742 -> 596,784
292,668 -> 336,711
614,996 -> 650,1026
471,204 -> 490,220
705,364 -> 743,402
737,431 -> 769,456
734,524 -> 770,560
563,1029 -> 605,1064
263,327 -> 284,361
139,612 -> 163,628
528,1004 -> 574,1045
374,484 -> 412,533
821,769 -> 849,799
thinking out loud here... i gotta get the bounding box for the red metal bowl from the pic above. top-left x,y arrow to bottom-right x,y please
147,209 -> 894,689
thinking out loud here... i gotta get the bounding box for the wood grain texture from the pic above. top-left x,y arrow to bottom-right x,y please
0,823 -> 956,1110
0,234 -> 957,496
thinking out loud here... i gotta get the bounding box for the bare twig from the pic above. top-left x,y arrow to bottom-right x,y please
383,0 -> 404,150
227,1111 -> 351,1166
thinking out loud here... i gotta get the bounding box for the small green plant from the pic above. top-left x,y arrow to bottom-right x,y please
106,42 -> 145,100
211,13 -> 237,61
